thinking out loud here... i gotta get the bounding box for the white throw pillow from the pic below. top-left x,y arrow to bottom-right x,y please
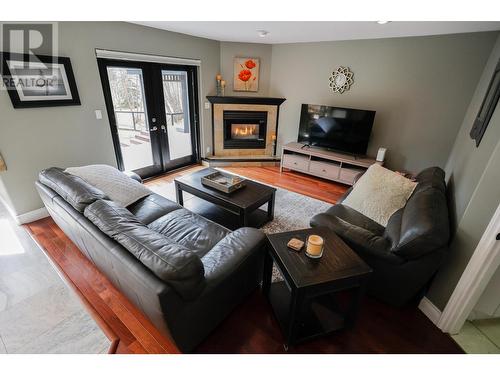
66,165 -> 151,207
342,164 -> 417,227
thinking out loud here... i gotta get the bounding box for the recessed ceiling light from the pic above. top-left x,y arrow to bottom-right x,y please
376,21 -> 391,25
258,30 -> 269,37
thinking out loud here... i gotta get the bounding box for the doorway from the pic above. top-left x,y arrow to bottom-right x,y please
97,58 -> 200,179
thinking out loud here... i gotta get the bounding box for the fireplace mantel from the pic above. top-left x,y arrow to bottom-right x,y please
206,96 -> 286,106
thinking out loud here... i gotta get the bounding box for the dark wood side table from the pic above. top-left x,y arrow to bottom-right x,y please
174,168 -> 276,229
263,227 -> 372,350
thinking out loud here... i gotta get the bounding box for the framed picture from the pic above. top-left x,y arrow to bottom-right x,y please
470,58 -> 500,147
1,53 -> 80,108
233,57 -> 260,92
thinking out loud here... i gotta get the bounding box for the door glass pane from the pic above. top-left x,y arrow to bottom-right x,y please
107,67 -> 153,171
162,70 -> 193,160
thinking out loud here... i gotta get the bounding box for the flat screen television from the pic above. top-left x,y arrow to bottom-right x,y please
298,104 -> 375,155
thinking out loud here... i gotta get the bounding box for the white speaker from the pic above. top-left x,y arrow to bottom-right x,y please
376,147 -> 387,163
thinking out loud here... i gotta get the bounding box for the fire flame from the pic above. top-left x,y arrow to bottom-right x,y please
233,125 -> 257,136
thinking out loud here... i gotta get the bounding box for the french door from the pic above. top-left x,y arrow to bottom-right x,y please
97,59 -> 200,178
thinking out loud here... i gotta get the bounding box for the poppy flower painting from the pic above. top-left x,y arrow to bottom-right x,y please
233,57 -> 260,92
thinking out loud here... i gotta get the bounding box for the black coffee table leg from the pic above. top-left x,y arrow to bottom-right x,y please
175,182 -> 184,206
239,208 -> 249,227
262,249 -> 273,295
285,289 -> 304,350
267,192 -> 275,221
345,281 -> 368,328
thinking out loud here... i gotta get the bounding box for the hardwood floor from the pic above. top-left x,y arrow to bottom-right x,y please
222,166 -> 348,204
24,164 -> 462,354
195,290 -> 462,354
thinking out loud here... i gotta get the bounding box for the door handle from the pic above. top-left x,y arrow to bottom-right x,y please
161,125 -> 167,133
151,126 -> 158,132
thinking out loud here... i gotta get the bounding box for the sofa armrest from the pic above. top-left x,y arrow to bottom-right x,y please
124,170 -> 143,183
311,213 -> 402,264
201,228 -> 266,285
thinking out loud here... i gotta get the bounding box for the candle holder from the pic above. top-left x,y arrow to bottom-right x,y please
271,134 -> 277,151
216,74 -> 222,96
305,234 -> 324,259
220,80 -> 226,96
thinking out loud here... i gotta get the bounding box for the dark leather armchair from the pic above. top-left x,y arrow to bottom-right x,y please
311,167 -> 450,306
36,167 -> 266,352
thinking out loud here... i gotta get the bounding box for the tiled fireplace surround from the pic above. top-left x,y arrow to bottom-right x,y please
207,96 -> 286,158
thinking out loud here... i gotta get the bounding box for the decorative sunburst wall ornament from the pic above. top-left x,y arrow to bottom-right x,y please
329,66 -> 354,94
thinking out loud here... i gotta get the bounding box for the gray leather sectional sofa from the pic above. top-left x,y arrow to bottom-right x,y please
311,167 -> 450,306
36,167 -> 266,353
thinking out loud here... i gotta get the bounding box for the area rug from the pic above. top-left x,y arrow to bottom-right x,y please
219,168 -> 332,234
261,187 -> 331,234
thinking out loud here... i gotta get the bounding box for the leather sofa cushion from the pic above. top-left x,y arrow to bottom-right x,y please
84,199 -> 205,300
202,227 -> 266,281
324,204 -> 385,235
39,167 -> 108,212
127,193 -> 182,225
148,209 -> 230,258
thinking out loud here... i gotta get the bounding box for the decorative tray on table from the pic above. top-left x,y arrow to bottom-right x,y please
201,171 -> 245,194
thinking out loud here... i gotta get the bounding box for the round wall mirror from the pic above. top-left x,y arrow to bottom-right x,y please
329,66 -> 354,94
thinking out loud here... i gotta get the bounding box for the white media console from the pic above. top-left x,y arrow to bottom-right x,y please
280,142 -> 380,186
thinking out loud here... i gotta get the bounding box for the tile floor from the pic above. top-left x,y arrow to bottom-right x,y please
0,201 -> 110,354
452,319 -> 500,354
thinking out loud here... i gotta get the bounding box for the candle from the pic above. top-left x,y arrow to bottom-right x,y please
220,80 -> 226,87
216,74 -> 222,81
306,235 -> 324,258
271,134 -> 277,142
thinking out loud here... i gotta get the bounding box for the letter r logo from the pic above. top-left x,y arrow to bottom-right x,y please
1,22 -> 57,58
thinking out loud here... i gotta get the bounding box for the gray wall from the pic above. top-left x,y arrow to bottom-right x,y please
1,20 -> 499,251
220,42 -> 272,96
426,35 -> 500,310
269,32 -> 498,172
0,22 -> 220,216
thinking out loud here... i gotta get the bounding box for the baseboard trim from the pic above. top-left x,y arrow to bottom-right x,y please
0,194 -> 49,224
15,207 -> 49,224
418,297 -> 442,326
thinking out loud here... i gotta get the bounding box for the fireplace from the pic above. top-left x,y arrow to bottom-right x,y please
207,96 -> 285,157
223,110 -> 267,149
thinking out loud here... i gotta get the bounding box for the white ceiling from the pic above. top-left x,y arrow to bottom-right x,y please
133,21 -> 500,44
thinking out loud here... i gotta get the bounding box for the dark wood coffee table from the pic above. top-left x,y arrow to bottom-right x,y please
174,168 -> 276,229
263,227 -> 372,350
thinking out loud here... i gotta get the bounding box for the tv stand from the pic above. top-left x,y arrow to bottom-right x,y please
280,142 -> 380,186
